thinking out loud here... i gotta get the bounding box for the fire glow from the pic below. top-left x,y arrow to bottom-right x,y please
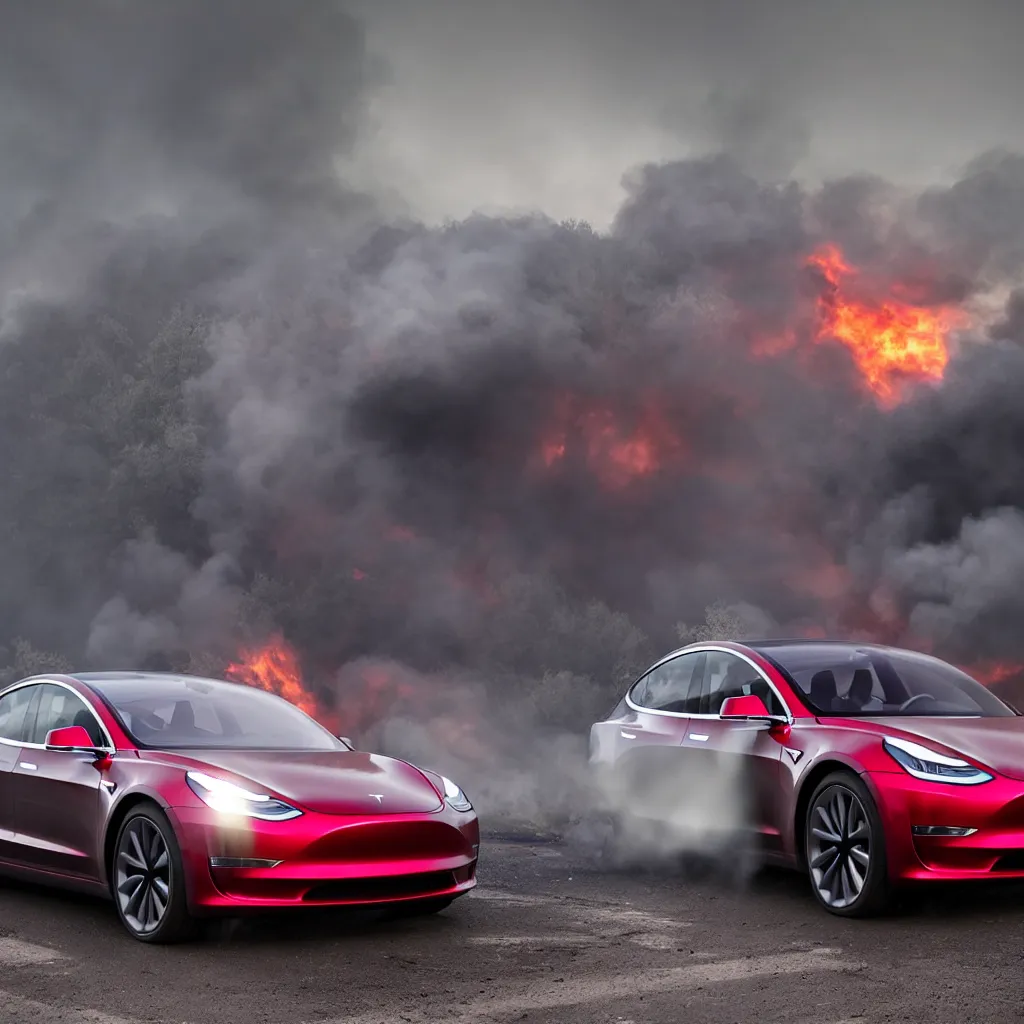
540,394 -> 688,489
225,635 -> 334,728
535,243 -> 970,492
223,242 -> 997,736
960,660 -> 1024,688
809,244 -> 965,403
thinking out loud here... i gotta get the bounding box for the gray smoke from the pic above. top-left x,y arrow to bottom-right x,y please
6,2 -> 1024,855
345,0 -> 1024,224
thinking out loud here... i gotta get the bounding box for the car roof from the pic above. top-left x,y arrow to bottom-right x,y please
647,638 -> 916,676
744,638 -> 895,654
67,671 -> 248,695
71,671 -> 208,681
665,638 -> 898,660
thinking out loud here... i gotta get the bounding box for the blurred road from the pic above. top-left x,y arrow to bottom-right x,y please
1,835 -> 1023,1023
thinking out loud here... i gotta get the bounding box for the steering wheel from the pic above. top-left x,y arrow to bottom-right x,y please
130,709 -> 168,735
899,693 -> 937,713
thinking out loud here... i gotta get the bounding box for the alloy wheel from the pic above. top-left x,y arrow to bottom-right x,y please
115,816 -> 171,935
807,784 -> 871,909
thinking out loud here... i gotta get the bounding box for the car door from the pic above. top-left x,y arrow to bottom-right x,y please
605,651 -> 706,820
681,649 -> 787,855
0,683 -> 41,860
8,682 -> 109,878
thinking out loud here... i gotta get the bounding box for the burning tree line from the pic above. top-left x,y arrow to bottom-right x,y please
6,4 -> 1024,752
4,198 -> 1024,742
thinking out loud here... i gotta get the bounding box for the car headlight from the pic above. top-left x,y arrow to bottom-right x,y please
185,770 -> 303,820
883,737 -> 993,786
441,775 -> 472,812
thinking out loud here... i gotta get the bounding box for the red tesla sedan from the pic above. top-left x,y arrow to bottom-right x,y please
589,639 -> 1024,916
0,672 -> 479,942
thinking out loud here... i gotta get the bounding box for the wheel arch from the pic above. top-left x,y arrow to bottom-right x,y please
792,757 -> 866,872
102,789 -> 173,890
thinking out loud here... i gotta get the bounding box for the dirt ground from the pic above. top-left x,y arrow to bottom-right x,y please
2,833 -> 1023,1023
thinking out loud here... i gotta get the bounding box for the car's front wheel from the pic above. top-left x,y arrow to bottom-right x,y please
112,803 -> 195,943
804,771 -> 889,917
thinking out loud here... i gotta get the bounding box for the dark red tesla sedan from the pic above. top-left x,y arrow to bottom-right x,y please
590,639 -> 1024,916
0,672 -> 479,942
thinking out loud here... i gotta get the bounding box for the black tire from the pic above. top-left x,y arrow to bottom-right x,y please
804,771 -> 890,918
111,803 -> 196,944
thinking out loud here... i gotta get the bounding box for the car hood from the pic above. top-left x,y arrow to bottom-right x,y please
863,717 -> 1024,781
155,749 -> 445,815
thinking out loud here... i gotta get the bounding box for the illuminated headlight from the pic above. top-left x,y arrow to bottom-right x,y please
883,737 -> 993,786
185,770 -> 303,820
441,776 -> 472,812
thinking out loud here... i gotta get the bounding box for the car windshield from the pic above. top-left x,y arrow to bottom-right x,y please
760,645 -> 1017,718
86,674 -> 343,750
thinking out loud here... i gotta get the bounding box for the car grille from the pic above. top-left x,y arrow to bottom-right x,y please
304,820 -> 469,861
302,870 -> 457,903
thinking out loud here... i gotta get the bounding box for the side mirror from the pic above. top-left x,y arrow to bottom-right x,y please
45,725 -> 107,758
338,736 -> 354,749
720,694 -> 781,721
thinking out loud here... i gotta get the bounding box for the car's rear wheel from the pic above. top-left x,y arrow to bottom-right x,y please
804,771 -> 889,917
112,803 -> 195,943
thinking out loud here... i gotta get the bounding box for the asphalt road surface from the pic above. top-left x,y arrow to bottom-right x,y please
2,833 -> 1023,1024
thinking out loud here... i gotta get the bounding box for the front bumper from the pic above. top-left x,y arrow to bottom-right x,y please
867,769 -> 1024,881
166,802 -> 480,914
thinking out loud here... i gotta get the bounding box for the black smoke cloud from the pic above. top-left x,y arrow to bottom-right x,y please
5,2 -> 1024,815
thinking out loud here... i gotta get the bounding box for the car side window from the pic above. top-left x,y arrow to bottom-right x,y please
628,674 -> 650,706
702,652 -> 786,717
29,684 -> 106,746
631,652 -> 706,713
0,685 -> 39,743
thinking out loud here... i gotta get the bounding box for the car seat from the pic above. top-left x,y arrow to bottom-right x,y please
170,700 -> 197,735
846,668 -> 875,711
809,670 -> 838,713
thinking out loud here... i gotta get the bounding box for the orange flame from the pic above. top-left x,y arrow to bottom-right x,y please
540,394 -> 688,489
808,245 -> 965,403
225,634 -> 334,727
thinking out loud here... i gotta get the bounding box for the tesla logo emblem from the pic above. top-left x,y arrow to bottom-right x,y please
784,748 -> 803,764
370,793 -> 384,803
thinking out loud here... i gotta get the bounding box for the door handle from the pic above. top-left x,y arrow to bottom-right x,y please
620,730 -> 637,739
18,761 -> 37,771
688,734 -> 710,742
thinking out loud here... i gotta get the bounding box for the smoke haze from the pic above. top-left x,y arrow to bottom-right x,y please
5,1 -> 1024,850
345,0 -> 1024,225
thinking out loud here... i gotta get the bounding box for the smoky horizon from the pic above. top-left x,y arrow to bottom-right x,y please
4,2 -> 1024,836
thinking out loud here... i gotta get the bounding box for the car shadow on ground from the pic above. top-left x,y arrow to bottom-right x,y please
0,875 -> 125,939
561,843 -> 1024,922
6,849 -> 1024,945
748,864 -> 1024,918
0,873 -> 467,946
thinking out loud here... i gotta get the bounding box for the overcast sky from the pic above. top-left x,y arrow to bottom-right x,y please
341,0 -> 1024,227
